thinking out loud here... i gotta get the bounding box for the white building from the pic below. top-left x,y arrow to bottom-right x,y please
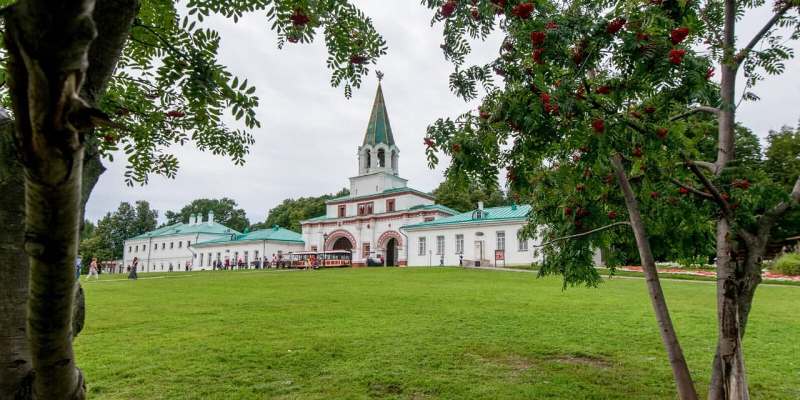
192,225 -> 305,269
402,203 -> 543,267
300,82 -> 458,266
122,212 -> 238,272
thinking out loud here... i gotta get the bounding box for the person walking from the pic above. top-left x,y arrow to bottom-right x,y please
128,257 -> 139,280
86,258 -> 99,281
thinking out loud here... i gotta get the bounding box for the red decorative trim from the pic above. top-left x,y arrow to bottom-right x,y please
324,229 -> 356,251
326,189 -> 434,205
377,230 -> 403,248
303,210 -> 450,227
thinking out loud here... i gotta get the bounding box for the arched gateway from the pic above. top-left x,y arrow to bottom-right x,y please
377,231 -> 402,267
324,230 -> 356,251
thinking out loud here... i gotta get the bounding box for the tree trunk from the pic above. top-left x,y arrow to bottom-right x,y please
611,154 -> 699,400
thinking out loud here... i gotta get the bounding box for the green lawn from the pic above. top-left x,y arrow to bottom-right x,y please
76,268 -> 800,399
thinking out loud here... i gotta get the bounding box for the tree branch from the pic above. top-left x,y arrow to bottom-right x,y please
669,178 -> 714,199
686,161 -> 734,219
734,2 -> 794,65
669,106 -> 721,121
534,221 -> 631,248
687,160 -> 720,175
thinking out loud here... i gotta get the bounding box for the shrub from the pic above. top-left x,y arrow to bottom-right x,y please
771,253 -> 800,276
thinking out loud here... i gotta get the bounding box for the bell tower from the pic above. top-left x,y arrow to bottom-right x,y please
350,75 -> 407,197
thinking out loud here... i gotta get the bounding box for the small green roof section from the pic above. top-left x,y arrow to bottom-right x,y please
131,221 -> 239,239
409,204 -> 460,215
402,204 -> 532,229
326,187 -> 433,204
362,83 -> 395,147
193,225 -> 303,246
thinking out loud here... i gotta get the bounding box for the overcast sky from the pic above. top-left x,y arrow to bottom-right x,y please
85,2 -> 800,224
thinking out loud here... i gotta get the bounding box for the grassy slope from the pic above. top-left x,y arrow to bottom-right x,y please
76,268 -> 800,399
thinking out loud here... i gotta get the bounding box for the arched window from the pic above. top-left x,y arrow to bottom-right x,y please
378,149 -> 385,167
365,149 -> 371,169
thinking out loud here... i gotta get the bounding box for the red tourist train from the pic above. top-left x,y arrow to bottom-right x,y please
287,250 -> 352,269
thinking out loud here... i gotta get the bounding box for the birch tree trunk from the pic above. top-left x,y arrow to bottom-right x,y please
611,154 -> 699,400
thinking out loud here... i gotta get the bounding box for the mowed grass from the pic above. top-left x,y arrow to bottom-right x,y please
76,268 -> 800,399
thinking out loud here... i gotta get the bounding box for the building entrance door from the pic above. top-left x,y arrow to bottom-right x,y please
386,238 -> 397,266
474,240 -> 484,266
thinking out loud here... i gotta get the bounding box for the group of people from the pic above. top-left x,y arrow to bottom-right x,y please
212,254 -> 288,270
81,256 -> 138,281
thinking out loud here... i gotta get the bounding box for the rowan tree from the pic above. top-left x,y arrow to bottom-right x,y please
421,1 -> 800,399
0,0 -> 386,398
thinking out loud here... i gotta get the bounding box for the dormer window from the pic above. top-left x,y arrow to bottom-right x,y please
386,199 -> 395,212
472,210 -> 486,220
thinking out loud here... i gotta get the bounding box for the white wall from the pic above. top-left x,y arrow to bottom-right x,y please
123,233 -> 231,273
191,240 -> 305,270
403,221 -> 542,267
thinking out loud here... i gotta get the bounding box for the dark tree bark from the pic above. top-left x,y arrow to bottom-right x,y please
611,154 -> 699,400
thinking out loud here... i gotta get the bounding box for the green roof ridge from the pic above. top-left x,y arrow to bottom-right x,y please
193,226 -> 303,246
402,204 -> 532,229
362,83 -> 395,147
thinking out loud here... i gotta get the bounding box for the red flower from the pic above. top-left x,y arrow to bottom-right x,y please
575,87 -> 586,100
604,174 -> 615,184
636,32 -> 650,41
479,110 -> 491,120
530,31 -> 546,45
606,18 -> 626,34
572,154 -> 581,162
424,137 -> 435,147
545,21 -> 558,30
577,208 -> 591,217
679,187 -> 690,195
706,67 -> 715,79
511,2 -> 534,19
656,127 -> 668,139
103,134 -> 116,144
166,110 -> 185,118
451,143 -> 462,153
544,102 -> 559,114
644,106 -> 656,114
650,191 -> 660,199
630,111 -> 642,119
576,184 -> 586,192
471,7 -> 480,20
564,207 -> 573,216
290,9 -> 310,26
632,147 -> 643,157
592,118 -> 605,134
670,27 -> 690,45
532,48 -> 544,64
572,47 -> 584,64
491,0 -> 506,6
607,211 -> 618,220
721,192 -> 731,201
350,54 -> 367,65
540,92 -> 551,104
668,48 -> 686,65
441,0 -> 457,18
596,85 -> 611,95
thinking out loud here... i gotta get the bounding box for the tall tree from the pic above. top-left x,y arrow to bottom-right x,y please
254,188 -> 349,232
164,198 -> 249,232
0,1 -> 386,398
421,1 -> 799,399
79,201 -> 158,262
764,123 -> 800,189
432,173 -> 507,212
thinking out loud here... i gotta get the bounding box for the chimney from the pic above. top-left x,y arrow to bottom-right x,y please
477,201 -> 484,211
190,214 -> 195,225
208,211 -> 214,224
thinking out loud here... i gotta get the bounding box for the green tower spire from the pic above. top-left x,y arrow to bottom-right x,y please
362,82 -> 395,147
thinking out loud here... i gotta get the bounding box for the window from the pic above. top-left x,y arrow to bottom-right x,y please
456,234 -> 464,254
358,204 -> 365,216
338,205 -> 346,217
496,231 -> 506,251
161,243 -> 165,250
142,245 -> 146,252
200,253 -> 204,266
424,217 -> 434,222
386,199 -> 395,212
254,250 -> 259,261
378,149 -> 385,167
362,242 -> 371,257
518,230 -> 528,252
128,246 -> 132,253
187,241 -> 191,247
170,242 -> 174,249
208,253 -> 212,266
366,202 -> 373,215
244,251 -> 249,264
178,241 -> 182,248
436,236 -> 445,255
418,237 -> 427,256
134,245 -> 138,252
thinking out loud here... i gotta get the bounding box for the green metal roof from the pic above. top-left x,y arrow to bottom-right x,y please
131,221 -> 239,239
408,204 -> 460,215
193,226 -> 303,246
326,187 -> 433,204
402,204 -> 531,230
362,83 -> 395,147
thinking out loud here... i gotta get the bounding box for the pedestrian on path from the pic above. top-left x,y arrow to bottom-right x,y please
128,257 -> 139,280
86,258 -> 99,281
